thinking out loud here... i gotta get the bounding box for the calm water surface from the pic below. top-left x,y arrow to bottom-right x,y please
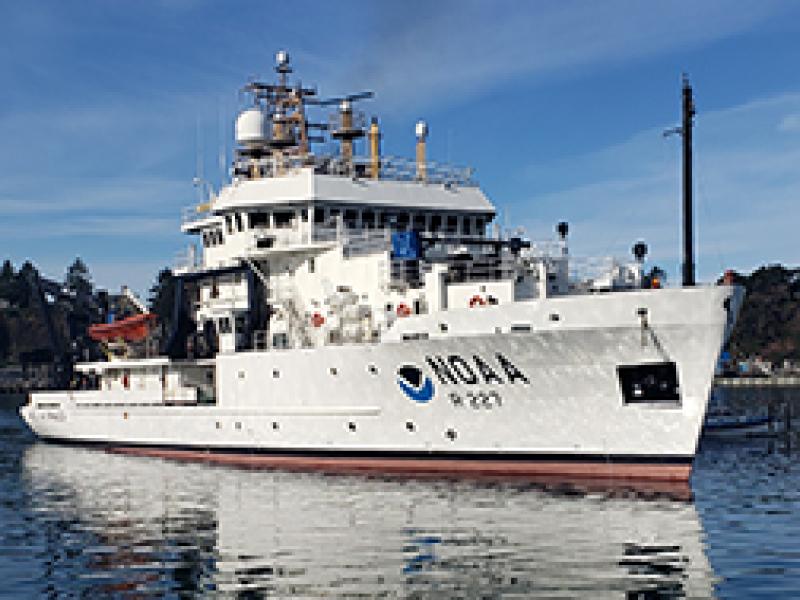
1,403 -> 799,598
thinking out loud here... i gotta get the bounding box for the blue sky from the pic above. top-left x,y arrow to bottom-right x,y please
1,1 -> 799,295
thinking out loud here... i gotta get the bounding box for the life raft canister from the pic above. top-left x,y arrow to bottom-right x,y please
396,303 -> 412,317
311,312 -> 325,327
469,295 -> 486,308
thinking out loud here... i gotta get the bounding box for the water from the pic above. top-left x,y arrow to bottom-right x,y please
1,405 -> 799,598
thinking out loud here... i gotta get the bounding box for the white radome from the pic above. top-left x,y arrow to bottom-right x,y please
235,108 -> 269,147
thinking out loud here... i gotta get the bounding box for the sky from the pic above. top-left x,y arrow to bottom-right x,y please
1,0 -> 799,296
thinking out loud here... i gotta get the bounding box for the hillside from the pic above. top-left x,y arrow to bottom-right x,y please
723,265 -> 800,363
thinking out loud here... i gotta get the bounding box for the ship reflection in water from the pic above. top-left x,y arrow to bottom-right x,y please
21,444 -> 714,598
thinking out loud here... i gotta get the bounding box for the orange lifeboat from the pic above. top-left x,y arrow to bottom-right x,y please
88,313 -> 157,343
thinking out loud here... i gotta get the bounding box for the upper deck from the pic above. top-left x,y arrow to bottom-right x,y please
182,165 -> 493,233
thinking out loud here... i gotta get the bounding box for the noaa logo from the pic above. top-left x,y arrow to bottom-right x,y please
397,364 -> 435,403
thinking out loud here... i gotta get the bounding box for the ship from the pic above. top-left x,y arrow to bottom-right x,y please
21,52 -> 743,482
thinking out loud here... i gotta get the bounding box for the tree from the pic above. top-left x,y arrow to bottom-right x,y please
65,257 -> 93,298
0,260 -> 16,304
0,315 -> 10,365
149,268 -> 176,329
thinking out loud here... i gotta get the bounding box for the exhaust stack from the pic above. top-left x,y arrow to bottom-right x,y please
369,117 -> 380,179
415,120 -> 428,182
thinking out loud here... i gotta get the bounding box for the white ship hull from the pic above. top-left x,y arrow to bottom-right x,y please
21,286 -> 740,481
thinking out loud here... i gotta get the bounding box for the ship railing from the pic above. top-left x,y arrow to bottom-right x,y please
232,153 -> 477,187
343,228 -> 391,257
568,256 -> 642,292
443,261 -> 520,283
173,245 -> 201,272
181,203 -> 217,226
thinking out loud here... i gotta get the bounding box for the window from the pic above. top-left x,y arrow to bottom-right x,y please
219,317 -> 231,334
211,280 -> 219,298
344,209 -> 358,228
463,218 -> 474,236
249,212 -> 269,228
379,212 -> 394,229
362,210 -> 375,228
225,215 -> 233,234
475,217 -> 485,235
396,213 -> 409,230
314,208 -> 325,224
618,362 -> 681,405
413,214 -> 426,231
308,258 -> 315,274
446,215 -> 458,233
274,211 -> 293,228
430,215 -> 442,232
235,213 -> 243,231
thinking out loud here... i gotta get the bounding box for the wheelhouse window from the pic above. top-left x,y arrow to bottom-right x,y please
225,215 -> 233,234
362,210 -> 375,228
235,213 -> 243,232
273,211 -> 294,229
249,212 -> 269,229
430,214 -> 442,233
463,218 -> 474,236
344,209 -> 359,228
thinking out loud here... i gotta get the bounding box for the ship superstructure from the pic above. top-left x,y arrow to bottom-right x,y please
22,52 -> 742,481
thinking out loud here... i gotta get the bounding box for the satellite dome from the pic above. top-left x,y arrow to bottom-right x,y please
235,108 -> 269,147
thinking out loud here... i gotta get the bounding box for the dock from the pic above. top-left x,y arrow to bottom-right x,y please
713,376 -> 800,438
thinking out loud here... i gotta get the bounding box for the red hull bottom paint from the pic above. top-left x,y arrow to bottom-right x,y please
107,447 -> 692,482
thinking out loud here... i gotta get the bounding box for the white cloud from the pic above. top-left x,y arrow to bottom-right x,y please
779,113 -> 800,132
331,0 -> 793,113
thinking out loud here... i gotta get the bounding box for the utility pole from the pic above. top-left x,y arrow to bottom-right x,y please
681,75 -> 695,287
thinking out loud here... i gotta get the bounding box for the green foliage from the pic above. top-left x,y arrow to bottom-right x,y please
0,314 -> 10,365
149,268 -> 176,330
65,257 -> 93,298
724,265 -> 800,363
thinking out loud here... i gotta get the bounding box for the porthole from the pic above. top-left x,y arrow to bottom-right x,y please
215,421 -> 221,429
368,364 -> 379,375
406,421 -> 416,432
348,421 -> 357,432
123,412 -> 128,420
273,369 -> 280,378
439,323 -> 449,333
238,371 -> 245,379
549,313 -> 560,322
445,428 -> 457,441
272,421 -> 279,430
330,367 -> 338,376
235,422 -> 242,430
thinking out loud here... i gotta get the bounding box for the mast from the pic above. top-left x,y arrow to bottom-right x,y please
681,75 -> 695,287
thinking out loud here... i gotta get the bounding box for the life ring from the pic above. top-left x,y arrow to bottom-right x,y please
396,303 -> 412,318
311,312 -> 325,327
469,295 -> 486,308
